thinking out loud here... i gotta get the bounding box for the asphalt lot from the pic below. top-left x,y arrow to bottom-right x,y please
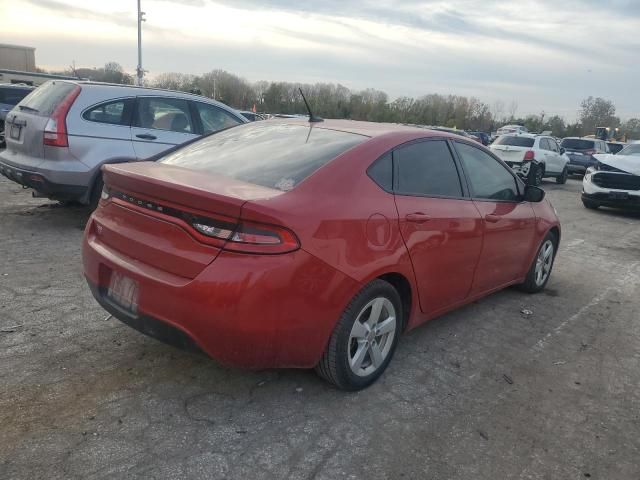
1,171 -> 639,480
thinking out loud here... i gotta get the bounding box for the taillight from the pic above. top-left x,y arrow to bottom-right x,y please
193,216 -> 300,254
43,85 -> 81,147
523,150 -> 535,161
108,187 -> 301,254
225,221 -> 300,254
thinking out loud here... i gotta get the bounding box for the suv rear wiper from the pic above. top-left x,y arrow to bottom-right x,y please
18,105 -> 39,113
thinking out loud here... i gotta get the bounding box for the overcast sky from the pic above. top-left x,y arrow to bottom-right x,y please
3,0 -> 638,120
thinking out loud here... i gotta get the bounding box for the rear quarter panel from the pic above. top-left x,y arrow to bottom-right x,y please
239,133 -> 425,328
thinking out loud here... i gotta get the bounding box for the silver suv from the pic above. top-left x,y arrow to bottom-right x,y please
0,81 -> 247,206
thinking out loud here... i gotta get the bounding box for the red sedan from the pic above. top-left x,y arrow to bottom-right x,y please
83,119 -> 560,390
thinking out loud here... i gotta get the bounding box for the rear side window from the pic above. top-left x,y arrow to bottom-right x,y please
494,136 -> 534,147
193,102 -> 242,134
160,123 -> 366,191
561,138 -> 595,150
15,81 -> 76,116
394,140 -> 463,197
0,88 -> 32,106
368,152 -> 392,191
83,99 -> 133,126
136,97 -> 193,133
456,142 -> 519,201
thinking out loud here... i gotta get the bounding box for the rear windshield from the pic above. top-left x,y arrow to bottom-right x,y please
0,87 -> 33,106
561,138 -> 595,150
618,144 -> 640,156
160,123 -> 367,191
16,81 -> 77,116
494,136 -> 534,147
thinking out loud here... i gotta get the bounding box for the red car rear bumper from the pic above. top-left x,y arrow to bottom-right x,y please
83,217 -> 361,369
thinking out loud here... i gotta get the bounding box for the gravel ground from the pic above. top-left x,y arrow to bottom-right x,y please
0,173 -> 639,480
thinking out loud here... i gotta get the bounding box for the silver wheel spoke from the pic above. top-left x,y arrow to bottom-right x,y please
368,298 -> 384,326
350,320 -> 368,339
350,341 -> 368,370
375,317 -> 396,336
369,342 -> 383,368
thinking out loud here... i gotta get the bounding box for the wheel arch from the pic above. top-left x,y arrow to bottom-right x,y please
376,272 -> 413,332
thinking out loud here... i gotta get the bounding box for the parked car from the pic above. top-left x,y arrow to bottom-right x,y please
497,125 -> 528,136
560,137 -> 609,174
582,144 -> 640,210
431,126 -> 480,142
0,80 -> 248,207
82,119 -> 561,391
606,141 -> 626,154
238,110 -> 263,121
0,83 -> 35,147
468,131 -> 490,146
490,134 -> 569,185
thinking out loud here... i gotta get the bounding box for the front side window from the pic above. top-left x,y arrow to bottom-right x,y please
394,140 -> 463,197
618,144 -> 640,156
455,142 -> 519,201
136,97 -> 193,133
194,102 -> 242,134
83,99 -> 133,125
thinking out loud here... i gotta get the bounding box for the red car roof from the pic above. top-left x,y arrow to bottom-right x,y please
270,118 -> 461,140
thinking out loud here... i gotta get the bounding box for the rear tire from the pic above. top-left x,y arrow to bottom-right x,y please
518,232 -> 557,293
88,174 -> 104,211
582,199 -> 599,210
528,163 -> 544,186
556,167 -> 568,184
316,279 -> 402,391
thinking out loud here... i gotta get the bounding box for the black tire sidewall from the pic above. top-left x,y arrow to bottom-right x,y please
521,232 -> 557,293
331,280 -> 402,390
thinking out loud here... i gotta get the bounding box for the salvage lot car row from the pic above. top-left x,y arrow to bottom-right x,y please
0,80 -> 639,391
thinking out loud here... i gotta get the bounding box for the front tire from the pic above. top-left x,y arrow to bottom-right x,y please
582,199 -> 599,210
316,279 -> 402,391
518,232 -> 557,293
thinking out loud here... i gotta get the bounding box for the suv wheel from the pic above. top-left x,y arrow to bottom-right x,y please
89,174 -> 104,211
556,167 -> 568,184
316,279 -> 402,391
528,163 -> 544,186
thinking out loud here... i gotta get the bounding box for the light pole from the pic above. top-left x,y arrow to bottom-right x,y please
136,0 -> 146,86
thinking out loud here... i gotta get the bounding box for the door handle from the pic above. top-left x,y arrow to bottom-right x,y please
484,214 -> 501,223
136,133 -> 157,140
405,213 -> 431,223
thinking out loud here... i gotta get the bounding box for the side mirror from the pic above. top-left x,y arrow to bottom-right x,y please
524,185 -> 545,203
560,147 -> 566,155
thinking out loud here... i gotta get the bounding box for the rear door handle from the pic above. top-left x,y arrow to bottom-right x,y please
405,213 -> 431,223
485,214 -> 501,223
136,133 -> 157,140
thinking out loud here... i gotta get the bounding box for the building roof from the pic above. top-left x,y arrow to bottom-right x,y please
0,44 -> 36,51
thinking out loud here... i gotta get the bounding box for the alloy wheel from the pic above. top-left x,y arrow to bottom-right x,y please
534,239 -> 554,286
348,297 -> 397,377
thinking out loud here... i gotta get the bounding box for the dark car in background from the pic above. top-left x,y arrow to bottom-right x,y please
0,84 -> 36,147
468,131 -> 490,146
560,137 -> 609,174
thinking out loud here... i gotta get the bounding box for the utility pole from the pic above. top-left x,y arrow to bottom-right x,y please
136,0 -> 146,86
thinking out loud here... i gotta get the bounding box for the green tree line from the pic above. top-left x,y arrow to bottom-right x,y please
50,62 -> 640,140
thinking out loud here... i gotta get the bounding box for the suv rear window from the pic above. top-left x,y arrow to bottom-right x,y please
561,138 -> 595,150
494,136 -> 534,147
16,81 -> 77,116
161,123 -> 367,191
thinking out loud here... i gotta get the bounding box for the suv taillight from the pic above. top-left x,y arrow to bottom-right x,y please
43,85 -> 81,147
523,150 -> 535,161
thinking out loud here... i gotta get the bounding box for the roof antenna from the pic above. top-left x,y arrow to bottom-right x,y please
299,88 -> 323,123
